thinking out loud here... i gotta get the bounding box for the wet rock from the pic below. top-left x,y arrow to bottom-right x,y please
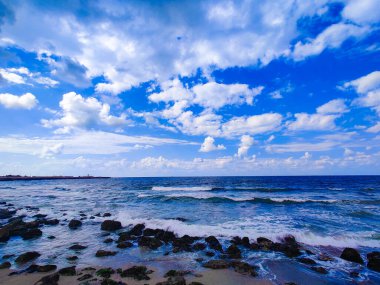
156,276 -> 186,285
34,273 -> 59,285
164,270 -> 191,277
241,237 -> 250,248
15,251 -> 41,263
155,230 -> 176,243
205,236 -> 223,252
297,258 -> 317,265
193,242 -> 206,251
231,236 -> 242,245
59,266 -> 76,276
69,244 -> 87,250
205,251 -> 215,257
120,265 -> 152,280
257,237 -> 273,249
26,264 -> 57,273
41,219 -> 59,226
33,214 -> 47,219
340,248 -> 364,264
0,228 -> 10,242
101,220 -> 122,231
143,228 -> 161,236
311,266 -> 328,274
226,244 -> 242,259
2,254 -> 14,259
0,209 -> 16,219
0,261 -> 11,269
103,213 -> 112,217
66,256 -> 78,261
77,273 -> 93,281
318,254 -> 334,262
48,235 -> 56,239
20,228 -> 42,240
367,251 -> 380,272
138,236 -> 163,250
104,238 -> 113,243
117,241 -> 133,249
96,268 -> 115,278
117,232 -> 134,242
68,219 -> 82,229
230,261 -> 258,276
127,224 -> 145,236
95,250 -> 117,257
203,259 -> 230,269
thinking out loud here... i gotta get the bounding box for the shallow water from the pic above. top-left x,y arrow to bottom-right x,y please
1,176 -> 380,283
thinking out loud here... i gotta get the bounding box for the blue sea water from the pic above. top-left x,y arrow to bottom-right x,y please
0,176 -> 379,283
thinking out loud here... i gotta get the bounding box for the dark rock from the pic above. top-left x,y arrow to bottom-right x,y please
164,270 -> 191,277
103,213 -> 112,217
0,228 -> 10,242
226,244 -> 242,259
311,266 -> 328,274
230,261 -> 258,276
241,237 -> 250,248
95,250 -> 117,257
203,259 -> 230,269
340,248 -> 364,264
117,241 -> 133,249
156,276 -> 186,285
68,219 -> 82,229
120,265 -> 152,280
15,251 -> 41,263
155,230 -> 176,243
318,254 -> 334,261
138,236 -> 163,250
117,232 -> 134,242
297,258 -> 317,265
231,236 -> 242,245
193,242 -> 206,251
0,209 -> 16,219
205,251 -> 215,257
96,268 -> 115,278
77,273 -> 93,281
101,220 -> 122,231
34,273 -> 60,285
20,228 -> 42,240
350,271 -> 360,278
47,235 -> 56,239
143,228 -> 161,236
367,251 -> 380,272
26,264 -> 57,273
205,236 -> 223,252
33,214 -> 47,219
0,261 -> 11,269
101,279 -> 126,285
69,244 -> 87,250
66,256 -> 78,261
257,237 -> 273,248
58,266 -> 76,276
127,224 -> 145,236
42,219 -> 59,226
104,238 -> 113,243
2,254 -> 14,259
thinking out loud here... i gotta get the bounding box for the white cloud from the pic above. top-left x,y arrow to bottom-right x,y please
344,71 -> 380,94
0,67 -> 58,87
316,99 -> 348,114
40,143 -> 64,158
0,93 -> 38,109
367,122 -> 380,133
342,0 -> 380,24
266,141 -> 338,153
269,90 -> 283,99
199,136 -> 225,152
237,135 -> 254,157
0,68 -> 25,84
41,92 -> 129,131
293,23 -> 368,60
288,113 -> 339,131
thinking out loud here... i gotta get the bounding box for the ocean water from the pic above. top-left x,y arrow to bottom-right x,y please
1,176 -> 380,283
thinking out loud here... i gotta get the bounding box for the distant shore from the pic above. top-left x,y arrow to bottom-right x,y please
0,175 -> 110,181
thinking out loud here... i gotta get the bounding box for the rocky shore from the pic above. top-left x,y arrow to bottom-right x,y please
1,200 -> 380,285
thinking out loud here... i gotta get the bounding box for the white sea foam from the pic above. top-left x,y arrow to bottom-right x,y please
151,186 -> 212,191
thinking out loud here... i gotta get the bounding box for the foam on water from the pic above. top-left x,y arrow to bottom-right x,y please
152,186 -> 213,191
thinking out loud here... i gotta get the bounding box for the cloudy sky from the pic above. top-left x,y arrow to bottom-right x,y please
0,0 -> 380,176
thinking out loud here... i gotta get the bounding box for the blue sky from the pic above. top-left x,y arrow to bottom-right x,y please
0,0 -> 380,176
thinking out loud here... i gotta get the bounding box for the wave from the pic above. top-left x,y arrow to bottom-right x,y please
151,186 -> 213,191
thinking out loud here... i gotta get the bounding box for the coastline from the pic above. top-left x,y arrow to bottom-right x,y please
0,176 -> 110,182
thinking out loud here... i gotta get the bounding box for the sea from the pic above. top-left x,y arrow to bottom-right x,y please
0,176 -> 379,284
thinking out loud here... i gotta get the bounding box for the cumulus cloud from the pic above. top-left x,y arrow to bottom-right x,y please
0,67 -> 58,87
199,136 -> 225,152
316,99 -> 348,114
0,92 -> 38,109
342,0 -> 380,24
237,135 -> 254,157
41,92 -> 129,131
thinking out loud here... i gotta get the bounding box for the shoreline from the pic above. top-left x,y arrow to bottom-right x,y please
0,176 -> 110,182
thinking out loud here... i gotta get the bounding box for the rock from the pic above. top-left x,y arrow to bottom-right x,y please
0,209 -> 16,219
127,224 -> 145,236
226,244 -> 242,259
164,270 -> 191,277
156,276 -> 186,285
193,242 -> 206,251
66,256 -> 78,261
104,238 -> 113,243
101,279 -> 126,285
0,228 -> 10,242
117,241 -> 133,249
203,260 -> 230,269
68,219 -> 82,229
367,251 -> 380,272
20,228 -> 42,240
120,265 -> 152,280
297,258 -> 317,265
2,254 -> 14,259
340,248 -> 364,264
96,268 -> 115,278
42,219 -> 59,226
257,237 -> 273,249
311,266 -> 328,274
101,220 -> 122,231
117,232 -> 134,242
103,213 -> 112,217
15,251 -> 41,263
241,237 -> 250,248
33,214 -> 47,219
69,244 -> 87,250
350,271 -> 360,278
318,254 -> 334,261
47,235 -> 56,239
205,251 -> 215,257
205,236 -> 223,252
34,273 -> 59,285
0,261 -> 11,269
143,228 -> 161,236
77,273 -> 92,281
230,261 -> 258,276
26,264 -> 57,273
95,250 -> 117,257
58,266 -> 76,276
155,230 -> 176,243
138,236 -> 163,250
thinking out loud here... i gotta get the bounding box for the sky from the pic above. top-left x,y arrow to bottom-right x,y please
0,0 -> 380,176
